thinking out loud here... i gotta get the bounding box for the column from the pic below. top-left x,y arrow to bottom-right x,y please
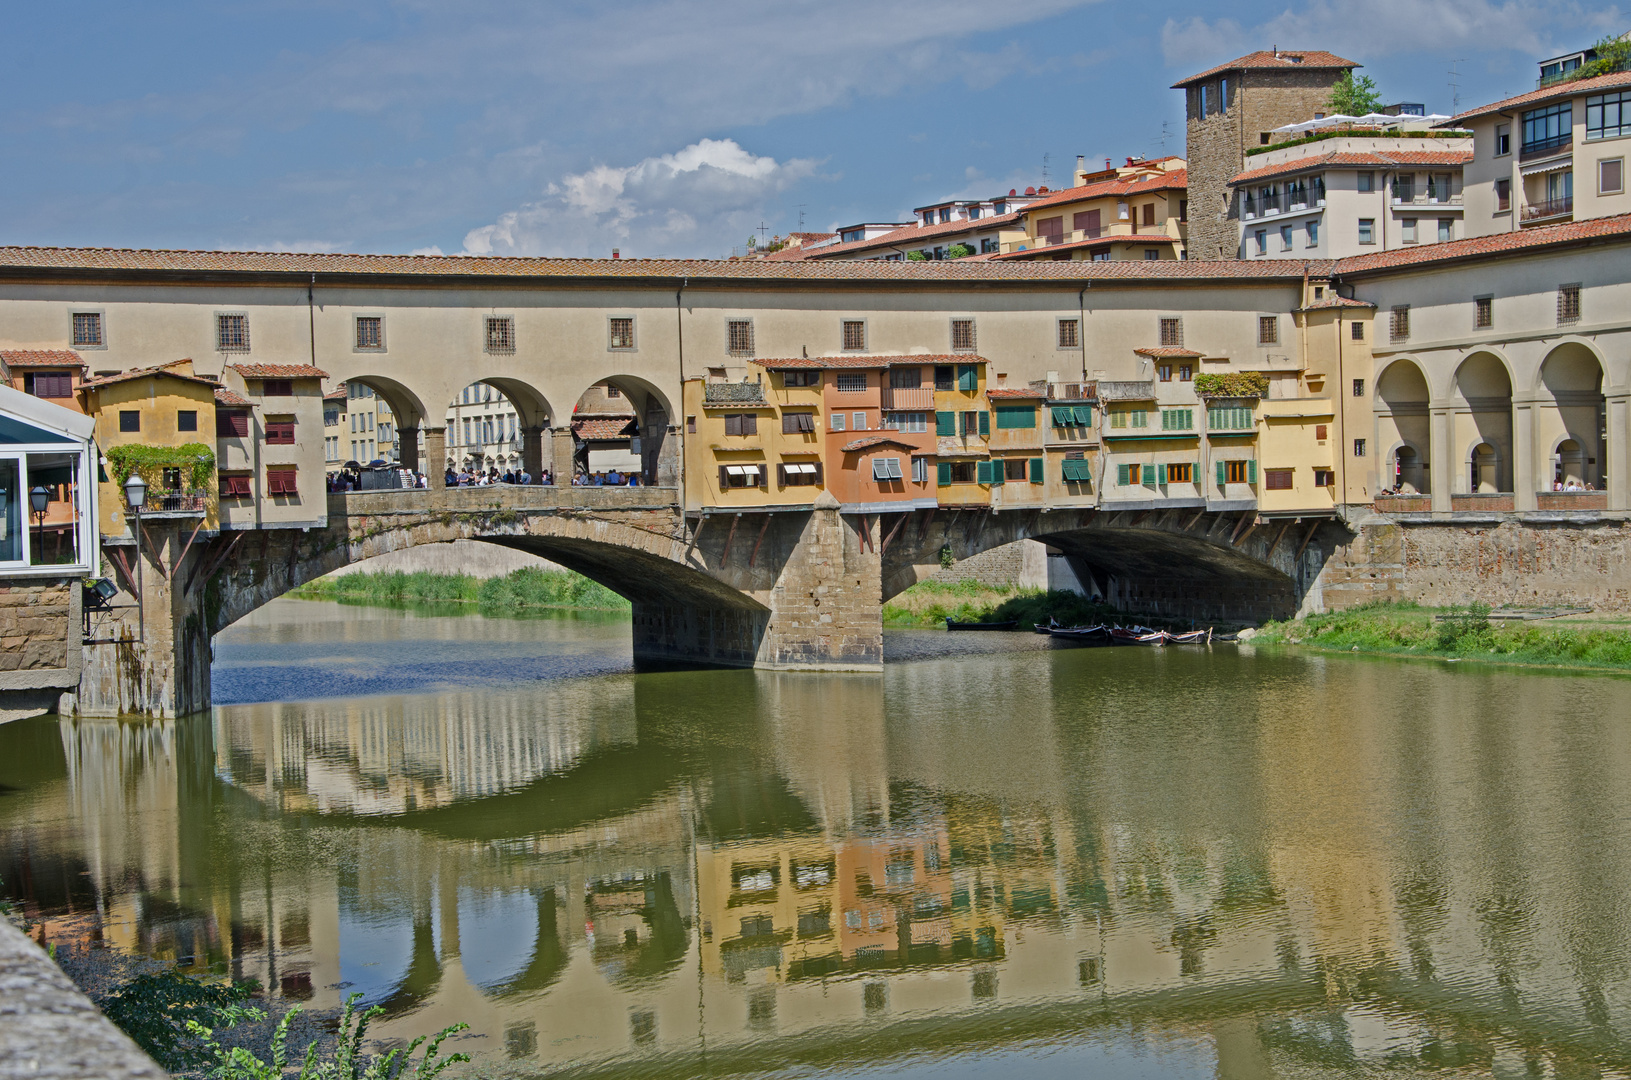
1430,407 -> 1452,512
551,427 -> 576,484
1609,392 -> 1631,511
657,424 -> 680,488
521,426 -> 545,483
398,424 -> 420,475
1512,397 -> 1537,511
423,427 -> 447,490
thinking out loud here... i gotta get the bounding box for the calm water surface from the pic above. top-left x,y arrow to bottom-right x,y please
5,597 -> 1631,1078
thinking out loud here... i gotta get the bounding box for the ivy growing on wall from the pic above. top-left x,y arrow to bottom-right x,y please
105,443 -> 216,491
1193,372 -> 1269,399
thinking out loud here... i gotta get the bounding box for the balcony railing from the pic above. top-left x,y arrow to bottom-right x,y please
1519,135 -> 1571,161
146,492 -> 209,515
880,386 -> 933,410
1522,196 -> 1573,222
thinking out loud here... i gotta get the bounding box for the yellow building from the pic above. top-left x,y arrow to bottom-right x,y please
933,360 -> 991,506
682,376 -> 816,510
996,157 -> 1189,261
80,359 -> 219,535
1043,381 -> 1099,505
984,388 -> 1048,509
1258,399 -> 1338,513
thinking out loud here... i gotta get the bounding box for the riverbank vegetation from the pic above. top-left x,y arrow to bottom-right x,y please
291,567 -> 629,612
882,581 -> 1126,628
1254,601 -> 1631,671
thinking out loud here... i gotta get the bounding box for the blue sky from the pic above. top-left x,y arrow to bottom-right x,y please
1,1 -> 1622,258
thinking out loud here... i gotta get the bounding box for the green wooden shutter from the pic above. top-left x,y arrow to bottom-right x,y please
958,365 -> 978,391
1217,460 -> 1227,486
977,460 -> 992,484
1074,406 -> 1092,426
1117,463 -> 1129,486
978,411 -> 990,437
1029,457 -> 1043,484
937,411 -> 956,436
991,460 -> 1005,485
1157,463 -> 1168,484
1248,460 -> 1257,484
938,461 -> 951,485
1193,461 -> 1200,483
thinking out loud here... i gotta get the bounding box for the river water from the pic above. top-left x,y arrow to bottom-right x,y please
5,599 -> 1631,1078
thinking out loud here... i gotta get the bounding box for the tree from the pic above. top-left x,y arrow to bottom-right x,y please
906,250 -> 928,261
946,243 -> 976,259
1574,33 -> 1631,80
1328,71 -> 1382,116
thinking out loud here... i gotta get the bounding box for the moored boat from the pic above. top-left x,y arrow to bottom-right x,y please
946,618 -> 1018,631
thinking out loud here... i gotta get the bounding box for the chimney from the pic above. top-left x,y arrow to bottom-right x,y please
612,248 -> 620,259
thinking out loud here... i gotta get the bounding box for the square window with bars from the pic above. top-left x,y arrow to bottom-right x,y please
1475,297 -> 1493,329
727,319 -> 754,357
609,317 -> 636,349
1352,321 -> 1365,341
842,320 -> 866,351
72,312 -> 103,347
486,316 -> 516,353
356,316 -> 384,350
1557,283 -> 1581,325
1258,315 -> 1278,345
1058,319 -> 1079,349
216,314 -> 250,352
836,372 -> 866,392
1390,305 -> 1410,342
1159,317 -> 1183,347
951,319 -> 976,352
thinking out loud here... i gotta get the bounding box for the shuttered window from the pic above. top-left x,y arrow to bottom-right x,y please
1207,406 -> 1254,430
994,405 -> 1037,429
956,365 -> 978,392
1265,468 -> 1294,489
937,461 -> 952,485
976,460 -> 993,484
1029,458 -> 1044,484
1116,463 -> 1131,485
936,411 -> 956,436
1062,459 -> 1092,482
781,411 -> 815,434
220,474 -> 252,498
217,410 -> 250,438
723,413 -> 759,436
1161,409 -> 1192,431
265,420 -> 296,444
266,467 -> 298,495
26,372 -> 73,398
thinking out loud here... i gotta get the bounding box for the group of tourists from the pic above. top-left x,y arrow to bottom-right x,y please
572,470 -> 640,486
327,469 -> 425,492
443,467 -> 554,487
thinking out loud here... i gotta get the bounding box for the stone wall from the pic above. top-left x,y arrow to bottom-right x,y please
318,538 -> 564,580
930,539 -> 1049,590
0,577 -> 81,722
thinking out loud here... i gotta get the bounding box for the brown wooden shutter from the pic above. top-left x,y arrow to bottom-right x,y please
719,465 -> 730,488
744,413 -> 758,435
813,462 -> 824,484
777,463 -> 787,485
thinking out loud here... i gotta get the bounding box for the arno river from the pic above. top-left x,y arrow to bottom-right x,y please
5,600 -> 1631,1078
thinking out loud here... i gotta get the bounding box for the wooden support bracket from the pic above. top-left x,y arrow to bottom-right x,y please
721,513 -> 741,565
1295,520 -> 1323,560
1229,511 -> 1256,545
107,547 -> 139,601
1184,508 -> 1208,532
170,517 -> 208,584
917,506 -> 936,545
748,514 -> 772,569
684,516 -> 706,562
1266,518 -> 1294,558
880,512 -> 908,554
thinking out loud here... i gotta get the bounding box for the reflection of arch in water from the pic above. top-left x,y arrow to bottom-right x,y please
457,884 -> 541,993
340,907 -> 432,1014
1453,351 -> 1513,493
589,872 -> 690,987
488,889 -> 569,998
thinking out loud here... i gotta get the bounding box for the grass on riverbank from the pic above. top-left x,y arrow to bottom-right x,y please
1254,601 -> 1631,671
290,567 -> 630,612
882,581 -> 1130,629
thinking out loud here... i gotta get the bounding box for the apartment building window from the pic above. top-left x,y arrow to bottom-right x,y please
1254,230 -> 1267,255
216,313 -> 250,352
262,379 -> 293,396
1438,218 -> 1453,243
266,467 -> 298,496
1357,171 -> 1374,192
934,365 -> 955,390
884,412 -> 927,433
1495,178 -> 1512,212
889,367 -> 921,389
1265,468 -> 1294,490
1160,408 -> 1192,431
912,456 -> 929,483
1157,364 -> 1172,382
1159,317 -> 1183,347
265,419 -> 296,444
1144,249 -> 1161,260
1280,224 -> 1293,251
1258,316 -> 1279,345
842,320 -> 866,351
1165,463 -> 1193,483
852,412 -> 867,431
872,457 -> 904,481
722,413 -> 758,435
1475,296 -> 1494,329
1057,319 -> 1079,349
686,415 -> 697,433
607,316 -> 635,350
1358,219 -> 1375,244
980,238 -> 999,254
1558,283 -> 1581,325
1522,103 -> 1572,155
1141,203 -> 1156,227
24,372 -> 73,398
782,369 -> 819,387
1306,220 -> 1319,246
355,316 -> 384,350
780,461 -> 822,486
1208,404 -> 1253,430
177,410 -> 197,433
829,413 -> 845,431
727,319 -> 754,357
1401,218 -> 1418,244
781,410 -> 817,434
1179,363 -> 1193,381
1390,305 -> 1410,341
1353,378 -> 1365,397
1354,438 -> 1367,456
220,474 -> 253,498
1495,124 -> 1511,156
950,318 -> 976,352
1601,158 -> 1625,195
71,312 -> 103,347
1586,91 -> 1631,140
217,410 -> 249,437
835,372 -> 866,392
486,315 -> 516,354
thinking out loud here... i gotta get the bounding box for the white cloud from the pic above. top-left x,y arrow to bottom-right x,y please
1162,1 -> 1624,70
461,139 -> 819,258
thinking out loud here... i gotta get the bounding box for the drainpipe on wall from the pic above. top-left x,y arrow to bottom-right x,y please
675,277 -> 687,501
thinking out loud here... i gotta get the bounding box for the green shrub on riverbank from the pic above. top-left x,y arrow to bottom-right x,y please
1254,601 -> 1631,670
291,568 -> 629,612
882,581 -> 1127,628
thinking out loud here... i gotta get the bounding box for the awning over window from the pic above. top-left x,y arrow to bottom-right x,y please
1521,157 -> 1574,177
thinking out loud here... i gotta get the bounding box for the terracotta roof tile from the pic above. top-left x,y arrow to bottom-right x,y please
995,233 -> 1181,260
1333,211 -> 1631,275
228,363 -> 329,379
1018,169 -> 1188,214
214,387 -> 256,407
1231,150 -> 1471,186
0,350 -> 86,372
985,387 -> 1046,398
839,435 -> 919,453
764,212 -> 1023,262
752,354 -> 986,370
0,245 -> 1318,281
324,388 -> 347,401
1175,50 -> 1359,87
1133,347 -> 1205,358
82,360 -> 215,389
571,417 -> 637,439
1448,70 -> 1631,124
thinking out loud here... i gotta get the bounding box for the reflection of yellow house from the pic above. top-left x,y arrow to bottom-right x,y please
80,359 -> 219,534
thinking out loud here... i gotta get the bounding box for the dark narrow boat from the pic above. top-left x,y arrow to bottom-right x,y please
1049,624 -> 1108,643
1109,626 -> 1166,646
946,618 -> 1018,631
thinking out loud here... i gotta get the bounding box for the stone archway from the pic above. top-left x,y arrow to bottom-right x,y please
1537,343 -> 1607,492
566,376 -> 677,488
1453,352 -> 1513,493
441,379 -> 556,485
1376,359 -> 1431,494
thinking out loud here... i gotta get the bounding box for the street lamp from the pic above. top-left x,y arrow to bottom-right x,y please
29,485 -> 49,562
124,474 -> 147,644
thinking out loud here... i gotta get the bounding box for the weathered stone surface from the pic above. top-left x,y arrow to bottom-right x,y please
0,918 -> 167,1080
0,582 -> 70,670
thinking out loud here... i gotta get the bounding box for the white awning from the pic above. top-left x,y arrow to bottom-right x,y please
1521,157 -> 1574,176
785,462 -> 818,475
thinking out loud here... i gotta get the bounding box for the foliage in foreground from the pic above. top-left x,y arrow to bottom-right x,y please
882,581 -> 1149,629
1254,601 -> 1631,670
292,567 -> 629,612
187,992 -> 469,1080
98,970 -> 259,1071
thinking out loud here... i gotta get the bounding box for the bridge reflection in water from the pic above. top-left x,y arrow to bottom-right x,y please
5,638 -> 1631,1077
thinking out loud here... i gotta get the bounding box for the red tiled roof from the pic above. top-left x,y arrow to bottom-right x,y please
839,435 -> 919,453
1231,150 -> 1471,186
1299,295 -> 1376,310
0,245 -> 1319,282
752,354 -> 986,370
571,417 -> 637,439
1447,70 -> 1631,124
995,234 -> 1181,261
214,387 -> 256,407
1333,211 -> 1631,275
985,387 -> 1046,399
1174,50 -> 1359,87
1018,169 -> 1188,214
768,212 -> 1023,262
1133,347 -> 1205,358
228,363 -> 329,379
788,232 -> 837,242
81,360 -> 216,389
324,388 -> 347,401
0,350 -> 86,373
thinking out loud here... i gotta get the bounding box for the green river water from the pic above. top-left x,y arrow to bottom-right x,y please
5,597 -> 1631,1078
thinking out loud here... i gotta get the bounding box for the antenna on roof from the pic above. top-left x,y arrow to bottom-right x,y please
796,204 -> 807,230
1448,58 -> 1468,113
1042,152 -> 1051,187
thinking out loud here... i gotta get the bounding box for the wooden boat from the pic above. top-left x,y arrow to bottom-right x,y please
946,618 -> 1018,631
1048,624 -> 1108,643
1167,629 -> 1212,645
1109,625 -> 1166,646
